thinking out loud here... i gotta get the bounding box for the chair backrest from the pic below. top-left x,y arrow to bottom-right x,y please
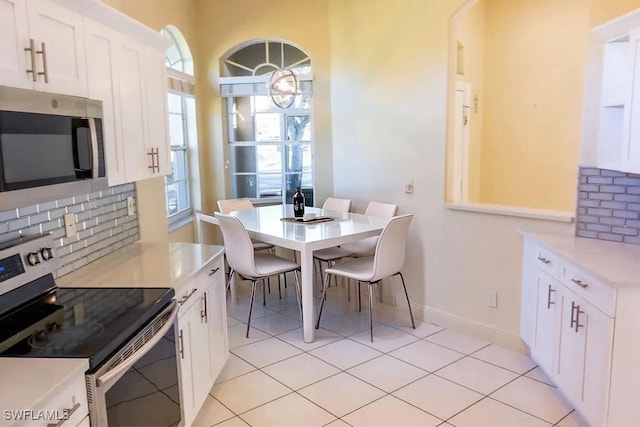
214,212 -> 260,278
371,214 -> 413,281
365,201 -> 398,218
217,198 -> 254,214
322,197 -> 352,213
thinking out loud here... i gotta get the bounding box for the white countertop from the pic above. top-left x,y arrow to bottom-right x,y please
0,358 -> 88,426
0,243 -> 224,420
522,232 -> 640,287
57,242 -> 225,290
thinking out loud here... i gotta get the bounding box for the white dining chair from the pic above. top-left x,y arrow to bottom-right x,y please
315,214 -> 416,342
322,197 -> 352,212
215,212 -> 302,337
313,201 -> 398,299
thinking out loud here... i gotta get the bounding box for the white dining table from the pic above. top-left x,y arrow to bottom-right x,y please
226,204 -> 389,343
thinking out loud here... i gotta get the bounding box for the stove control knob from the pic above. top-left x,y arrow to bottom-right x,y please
27,252 -> 41,266
40,247 -> 53,261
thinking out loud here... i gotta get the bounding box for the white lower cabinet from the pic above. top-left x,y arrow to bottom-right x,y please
521,236 -> 633,426
27,371 -> 89,427
177,255 -> 228,426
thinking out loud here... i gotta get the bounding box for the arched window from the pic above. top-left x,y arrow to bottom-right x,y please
161,26 -> 197,228
220,40 -> 314,205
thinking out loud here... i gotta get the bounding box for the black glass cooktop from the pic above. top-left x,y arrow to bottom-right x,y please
0,285 -> 174,369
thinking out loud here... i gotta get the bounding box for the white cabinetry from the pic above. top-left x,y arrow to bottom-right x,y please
28,370 -> 89,427
592,12 -> 640,173
176,255 -> 227,427
520,235 -> 639,426
0,0 -> 86,96
83,15 -> 170,186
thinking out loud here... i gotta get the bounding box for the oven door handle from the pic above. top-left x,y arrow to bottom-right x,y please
96,301 -> 178,389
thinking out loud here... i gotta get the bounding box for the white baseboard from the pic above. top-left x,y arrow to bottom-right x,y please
412,303 -> 529,354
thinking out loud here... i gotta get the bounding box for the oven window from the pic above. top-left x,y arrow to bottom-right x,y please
105,324 -> 181,427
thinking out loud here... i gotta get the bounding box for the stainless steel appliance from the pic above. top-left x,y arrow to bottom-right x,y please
0,234 -> 182,426
0,86 -> 108,210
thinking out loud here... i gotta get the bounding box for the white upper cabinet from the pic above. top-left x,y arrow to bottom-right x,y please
591,11 -> 640,174
0,0 -> 87,96
0,0 -> 30,89
80,4 -> 171,185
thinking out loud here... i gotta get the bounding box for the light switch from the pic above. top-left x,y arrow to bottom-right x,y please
127,196 -> 135,216
405,179 -> 414,194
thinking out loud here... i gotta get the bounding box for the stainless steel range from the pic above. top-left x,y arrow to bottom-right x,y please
0,234 -> 182,426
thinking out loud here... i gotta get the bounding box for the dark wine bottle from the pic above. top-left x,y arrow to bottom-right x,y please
293,187 -> 305,217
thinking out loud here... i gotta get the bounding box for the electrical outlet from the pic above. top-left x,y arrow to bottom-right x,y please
127,196 -> 135,216
487,291 -> 498,308
64,213 -> 76,238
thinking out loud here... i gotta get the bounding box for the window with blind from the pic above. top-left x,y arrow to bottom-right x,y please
161,26 -> 197,228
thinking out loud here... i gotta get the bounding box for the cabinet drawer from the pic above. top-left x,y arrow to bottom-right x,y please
561,260 -> 617,317
29,373 -> 88,427
530,242 -> 560,277
200,257 -> 223,288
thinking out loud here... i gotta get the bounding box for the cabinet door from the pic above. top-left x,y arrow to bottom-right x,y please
625,29 -> 640,172
520,243 -> 538,347
555,286 -> 585,398
26,0 -> 87,96
203,259 -> 228,381
141,47 -> 171,177
577,299 -> 614,427
0,0 -> 31,89
84,20 -> 125,186
556,286 -> 614,426
117,42 -> 150,183
177,299 -> 198,423
178,290 -> 211,427
532,271 -> 561,377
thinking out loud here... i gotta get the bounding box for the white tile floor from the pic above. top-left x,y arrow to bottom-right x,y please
193,281 -> 586,427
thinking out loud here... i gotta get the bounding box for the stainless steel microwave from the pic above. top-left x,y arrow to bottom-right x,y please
0,86 -> 108,210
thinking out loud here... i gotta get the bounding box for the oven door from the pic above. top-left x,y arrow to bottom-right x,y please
86,301 -> 183,427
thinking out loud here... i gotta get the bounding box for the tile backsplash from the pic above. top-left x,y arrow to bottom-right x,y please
0,183 -> 139,277
576,167 -> 640,244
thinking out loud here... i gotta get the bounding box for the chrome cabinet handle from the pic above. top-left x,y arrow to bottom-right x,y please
36,41 -> 48,83
24,38 -> 38,81
201,292 -> 208,322
179,288 -> 198,305
537,255 -> 551,265
547,284 -> 555,309
570,301 -> 577,330
571,278 -> 589,289
178,329 -> 184,359
46,402 -> 80,427
209,267 -> 220,276
154,148 -> 160,173
574,304 -> 584,332
147,148 -> 157,172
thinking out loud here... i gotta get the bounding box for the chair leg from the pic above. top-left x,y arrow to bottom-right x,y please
369,281 -> 374,342
357,281 -> 362,312
347,279 -> 351,302
278,275 -> 282,299
226,269 -> 235,293
315,273 -> 331,329
262,279 -> 266,306
398,272 -> 416,329
246,280 -> 257,338
293,270 -> 303,321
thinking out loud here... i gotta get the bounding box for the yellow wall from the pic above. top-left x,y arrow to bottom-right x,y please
193,0 -> 333,219
455,0 -> 485,202
591,0 -> 640,26
101,0 -> 197,243
478,0 -> 589,210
